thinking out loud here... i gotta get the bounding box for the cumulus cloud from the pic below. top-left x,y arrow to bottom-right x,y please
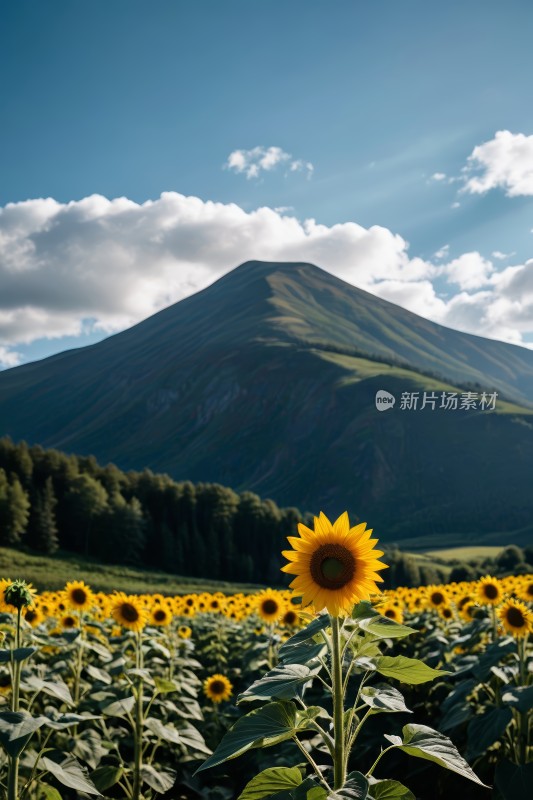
462,130 -> 533,196
431,172 -> 447,181
1,192 -> 533,367
225,146 -> 314,179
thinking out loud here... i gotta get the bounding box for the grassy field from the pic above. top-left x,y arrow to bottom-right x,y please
424,546 -> 505,561
0,547 -> 262,595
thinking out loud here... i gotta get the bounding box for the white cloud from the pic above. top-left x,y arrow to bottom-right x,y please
225,146 -> 314,179
492,250 -> 515,260
1,192 -> 533,367
441,252 -> 494,291
434,244 -> 449,259
462,130 -> 533,196
431,172 -> 447,181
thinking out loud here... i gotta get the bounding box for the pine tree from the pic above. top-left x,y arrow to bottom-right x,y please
27,478 -> 59,554
0,470 -> 30,546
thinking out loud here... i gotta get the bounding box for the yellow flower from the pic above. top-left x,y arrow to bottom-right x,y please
150,605 -> 172,627
380,602 -> 404,624
63,581 -> 94,612
498,599 -> 532,638
477,576 -> 503,606
426,585 -> 448,609
281,511 -> 387,617
111,593 -> 148,633
177,625 -> 192,639
256,589 -> 284,623
60,614 -> 78,629
203,674 -> 233,704
24,606 -> 44,628
0,670 -> 11,696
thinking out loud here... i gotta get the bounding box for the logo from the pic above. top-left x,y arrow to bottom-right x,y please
375,390 -> 396,411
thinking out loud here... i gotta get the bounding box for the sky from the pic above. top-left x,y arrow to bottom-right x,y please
1,0 -> 533,368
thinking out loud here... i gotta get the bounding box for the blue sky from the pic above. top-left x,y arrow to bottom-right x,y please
1,0 -> 533,367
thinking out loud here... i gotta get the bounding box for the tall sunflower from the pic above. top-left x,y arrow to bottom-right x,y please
203,674 -> 233,704
256,589 -> 284,623
498,599 -> 532,638
281,511 -> 387,617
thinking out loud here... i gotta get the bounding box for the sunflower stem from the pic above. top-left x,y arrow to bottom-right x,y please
132,631 -> 144,800
73,610 -> 85,705
330,615 -> 346,790
8,607 -> 22,800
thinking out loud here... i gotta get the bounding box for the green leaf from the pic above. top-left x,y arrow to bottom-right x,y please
90,765 -> 124,792
278,640 -> 327,666
360,685 -> 411,714
85,664 -> 113,685
141,764 -> 176,793
293,777 -> 328,799
145,716 -> 181,744
502,685 -> 533,713
39,755 -> 102,795
358,617 -> 416,640
367,778 -> 414,800
0,710 -> 46,757
374,656 -> 448,685
154,676 -> 180,694
32,782 -> 63,800
12,647 -> 37,662
101,696 -> 135,717
44,712 -> 101,730
24,676 -> 73,706
494,759 -> 533,800
466,707 -> 513,758
328,771 -> 368,798
238,766 -> 303,799
196,701 -> 311,773
238,665 -> 317,703
386,723 -> 488,786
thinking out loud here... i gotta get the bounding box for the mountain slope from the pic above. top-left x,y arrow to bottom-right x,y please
1,260 -> 533,546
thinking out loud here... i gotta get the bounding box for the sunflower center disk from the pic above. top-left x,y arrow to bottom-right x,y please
507,607 -> 525,627
310,544 -> 355,589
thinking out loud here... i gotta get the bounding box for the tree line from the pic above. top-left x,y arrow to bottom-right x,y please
1,437 -> 529,587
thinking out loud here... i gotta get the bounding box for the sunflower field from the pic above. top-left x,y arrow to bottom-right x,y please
0,514 -> 531,800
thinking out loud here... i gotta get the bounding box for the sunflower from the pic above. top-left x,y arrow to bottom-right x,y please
64,581 -> 94,612
178,625 -> 192,639
477,576 -> 503,606
203,674 -> 233,704
0,579 -> 37,612
516,577 -> 533,604
426,586 -> 448,609
498,599 -> 533,638
60,614 -> 78,629
150,605 -> 172,627
439,605 -> 454,622
281,511 -> 387,617
256,589 -> 284,623
281,607 -> 300,627
24,606 -> 44,628
380,602 -> 404,624
111,593 -> 148,633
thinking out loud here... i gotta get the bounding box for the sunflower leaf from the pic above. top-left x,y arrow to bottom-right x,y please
238,665 -> 319,703
237,766 -> 303,799
195,701 -> 312,773
367,778 -> 415,799
389,723 -> 488,786
360,684 -> 412,714
373,656 -> 448,685
358,617 -> 417,640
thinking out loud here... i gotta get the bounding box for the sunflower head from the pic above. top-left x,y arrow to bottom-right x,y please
3,580 -> 37,611
256,589 -> 284,623
0,670 -> 11,695
203,674 -> 233,704
64,581 -> 94,612
150,606 -> 172,627
281,511 -> 387,617
111,593 -> 148,633
426,586 -> 448,609
498,599 -> 533,638
477,575 -> 502,606
178,625 -> 192,639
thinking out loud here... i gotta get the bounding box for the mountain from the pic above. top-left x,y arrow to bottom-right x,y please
1,260 -> 533,548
